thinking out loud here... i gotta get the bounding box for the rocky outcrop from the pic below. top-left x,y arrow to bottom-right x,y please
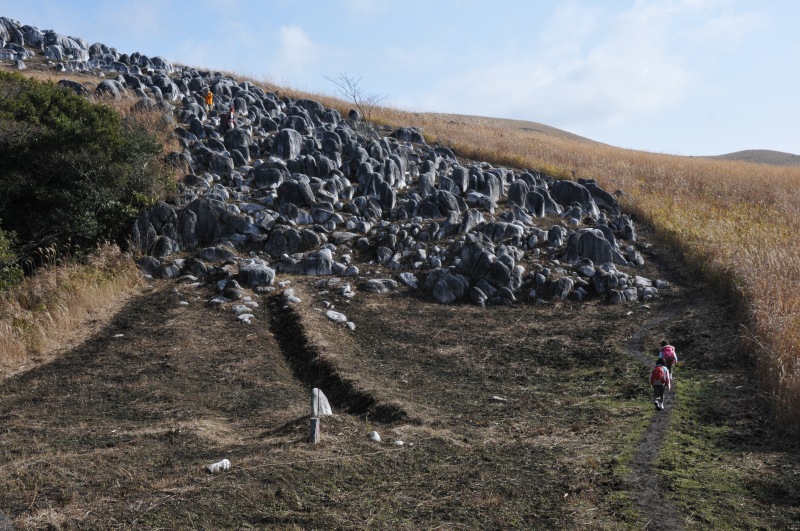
0,16 -> 668,308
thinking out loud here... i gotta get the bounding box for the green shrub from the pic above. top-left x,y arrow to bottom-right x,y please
0,72 -> 173,271
0,225 -> 22,291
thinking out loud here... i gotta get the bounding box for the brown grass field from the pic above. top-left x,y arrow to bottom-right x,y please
1,60 -> 800,528
267,81 -> 800,435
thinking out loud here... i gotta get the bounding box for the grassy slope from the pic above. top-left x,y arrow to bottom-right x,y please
1,61 -> 799,528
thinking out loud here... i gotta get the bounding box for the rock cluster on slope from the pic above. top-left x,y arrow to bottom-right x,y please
0,16 -> 669,307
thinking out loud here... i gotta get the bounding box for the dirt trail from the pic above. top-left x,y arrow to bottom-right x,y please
625,301 -> 689,530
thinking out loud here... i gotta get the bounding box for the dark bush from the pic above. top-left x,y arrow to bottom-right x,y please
0,72 -> 173,275
0,224 -> 22,291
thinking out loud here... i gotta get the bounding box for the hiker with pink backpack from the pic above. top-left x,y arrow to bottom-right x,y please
650,358 -> 671,410
658,339 -> 679,381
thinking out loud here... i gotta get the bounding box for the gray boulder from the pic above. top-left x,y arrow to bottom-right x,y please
181,197 -> 254,248
552,277 -> 574,300
552,180 -> 600,219
397,272 -> 419,289
272,128 -> 303,160
136,256 -> 161,277
426,269 -> 470,304
199,245 -> 238,262
130,201 -> 179,255
562,229 -> 613,265
224,128 -> 251,154
470,286 -> 489,307
507,180 -> 529,207
238,259 -> 276,288
96,79 -> 124,98
459,209 -> 485,234
253,165 -> 286,189
364,278 -> 398,293
392,127 -> 426,144
547,225 -> 568,247
280,248 -> 335,276
579,179 -> 621,214
58,79 -> 90,96
264,227 -> 323,258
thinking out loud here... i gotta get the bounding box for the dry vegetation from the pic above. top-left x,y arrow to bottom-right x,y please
0,244 -> 140,376
1,63 -> 800,527
272,81 -> 800,435
4,63 -> 799,435
0,68 -> 181,375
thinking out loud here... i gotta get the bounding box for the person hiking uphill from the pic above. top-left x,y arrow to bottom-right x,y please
205,89 -> 214,115
658,339 -> 678,381
650,358 -> 671,410
220,106 -> 237,132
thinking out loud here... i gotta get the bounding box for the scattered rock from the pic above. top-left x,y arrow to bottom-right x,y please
326,310 -> 348,323
0,17 -> 665,309
205,459 -> 231,473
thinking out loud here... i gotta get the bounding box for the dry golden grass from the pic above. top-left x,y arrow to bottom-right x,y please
371,110 -> 800,435
0,244 -> 140,375
269,80 -> 800,433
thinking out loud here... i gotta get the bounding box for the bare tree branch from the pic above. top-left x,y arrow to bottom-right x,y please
325,73 -> 385,138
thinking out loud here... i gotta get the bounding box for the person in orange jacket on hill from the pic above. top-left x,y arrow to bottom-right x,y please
650,358 -> 671,410
205,89 -> 214,115
658,339 -> 679,381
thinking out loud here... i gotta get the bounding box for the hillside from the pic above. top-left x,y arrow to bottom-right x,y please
428,113 -> 603,146
709,148 -> 800,166
1,16 -> 800,530
435,116 -> 800,166
2,231 -> 799,528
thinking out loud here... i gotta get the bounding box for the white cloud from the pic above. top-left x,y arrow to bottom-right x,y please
271,25 -> 322,77
415,0 -> 768,131
419,2 -> 693,128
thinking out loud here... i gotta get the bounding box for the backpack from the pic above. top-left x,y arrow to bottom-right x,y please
661,345 -> 676,365
650,366 -> 668,386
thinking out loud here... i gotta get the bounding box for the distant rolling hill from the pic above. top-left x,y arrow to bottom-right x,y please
429,113 -> 602,145
708,149 -> 800,166
434,114 -> 800,166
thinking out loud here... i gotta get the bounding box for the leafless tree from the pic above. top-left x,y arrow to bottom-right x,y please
326,73 -> 385,138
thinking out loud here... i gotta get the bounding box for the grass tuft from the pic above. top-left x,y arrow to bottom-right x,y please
0,243 -> 139,373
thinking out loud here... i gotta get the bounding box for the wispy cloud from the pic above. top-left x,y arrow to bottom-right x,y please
417,1 -> 763,130
268,25 -> 323,80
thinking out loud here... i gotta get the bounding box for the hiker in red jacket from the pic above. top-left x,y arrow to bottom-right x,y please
221,106 -> 237,132
650,358 -> 671,410
658,339 -> 679,381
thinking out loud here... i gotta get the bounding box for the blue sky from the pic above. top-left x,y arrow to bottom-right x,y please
1,0 -> 797,156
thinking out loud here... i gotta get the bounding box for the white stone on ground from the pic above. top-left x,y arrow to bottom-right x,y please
326,310 -> 347,323
205,459 -> 231,473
